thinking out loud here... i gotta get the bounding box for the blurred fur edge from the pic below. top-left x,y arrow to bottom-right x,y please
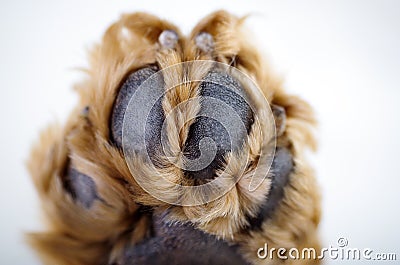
26,10 -> 321,265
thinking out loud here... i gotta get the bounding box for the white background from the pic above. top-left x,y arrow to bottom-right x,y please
1,0 -> 399,264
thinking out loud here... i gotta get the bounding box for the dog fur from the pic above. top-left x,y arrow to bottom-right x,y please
27,10 -> 321,265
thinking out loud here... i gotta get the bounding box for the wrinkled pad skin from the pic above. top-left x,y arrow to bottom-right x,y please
116,212 -> 251,265
111,66 -> 165,165
183,70 -> 254,180
246,147 -> 294,230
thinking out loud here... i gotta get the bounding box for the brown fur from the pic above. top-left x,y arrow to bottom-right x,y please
27,10 -> 320,265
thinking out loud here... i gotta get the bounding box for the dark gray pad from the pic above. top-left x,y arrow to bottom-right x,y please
112,212 -> 250,265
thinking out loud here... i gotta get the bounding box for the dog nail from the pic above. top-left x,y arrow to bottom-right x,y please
158,30 -> 179,49
195,32 -> 214,53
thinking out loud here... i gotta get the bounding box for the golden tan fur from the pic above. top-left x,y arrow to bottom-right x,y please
27,10 -> 320,265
